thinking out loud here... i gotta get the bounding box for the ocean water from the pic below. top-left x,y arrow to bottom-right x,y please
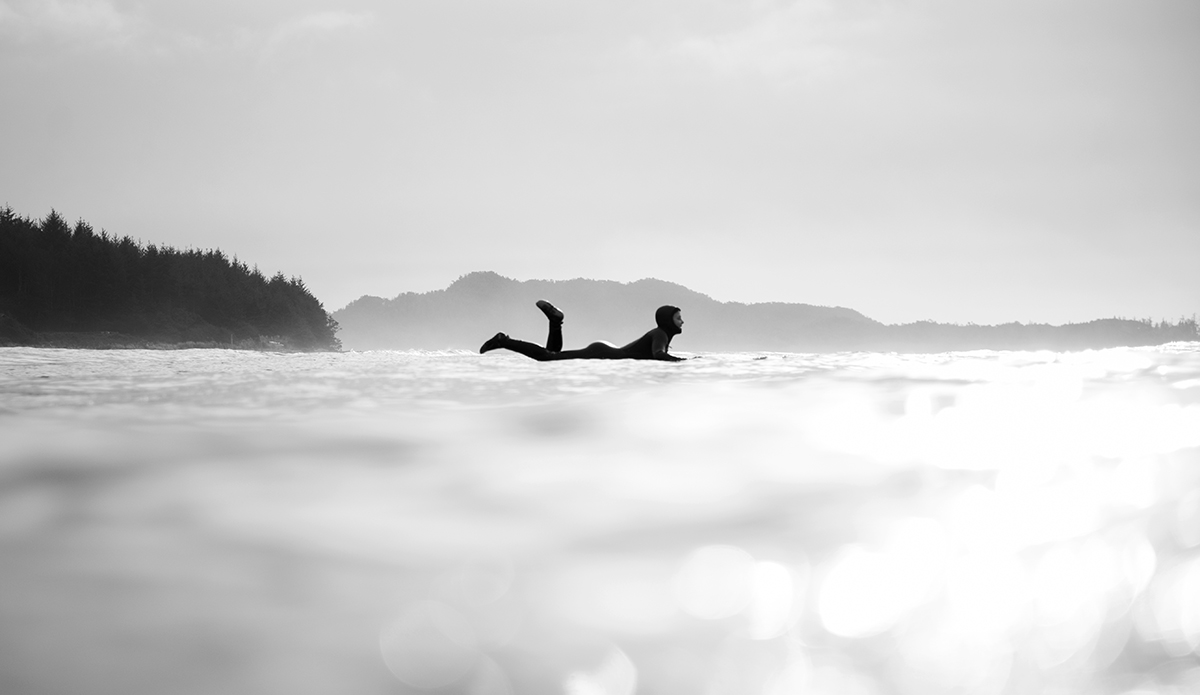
2,345 -> 1199,695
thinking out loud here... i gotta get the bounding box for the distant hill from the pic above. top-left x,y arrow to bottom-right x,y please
880,317 -> 1198,352
333,271 -> 1197,353
334,271 -> 880,352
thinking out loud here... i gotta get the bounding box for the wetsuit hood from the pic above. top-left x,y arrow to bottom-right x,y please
655,305 -> 682,336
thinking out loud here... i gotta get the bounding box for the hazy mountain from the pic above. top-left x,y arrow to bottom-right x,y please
334,272 -> 1197,353
334,271 -> 880,352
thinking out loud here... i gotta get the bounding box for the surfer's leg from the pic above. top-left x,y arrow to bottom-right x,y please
537,300 -> 564,353
480,332 -> 557,361
480,332 -> 507,354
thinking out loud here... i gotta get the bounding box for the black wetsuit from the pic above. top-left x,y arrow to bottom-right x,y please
483,305 -> 685,362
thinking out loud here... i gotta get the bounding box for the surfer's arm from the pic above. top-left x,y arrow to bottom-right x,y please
651,332 -> 685,361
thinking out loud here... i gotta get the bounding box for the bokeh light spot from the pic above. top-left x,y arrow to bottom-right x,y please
379,600 -> 478,689
563,647 -> 637,695
745,561 -> 794,640
675,545 -> 755,620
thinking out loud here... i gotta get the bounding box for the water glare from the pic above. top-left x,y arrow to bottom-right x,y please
1,344 -> 1199,693
563,647 -> 637,695
674,545 -> 756,621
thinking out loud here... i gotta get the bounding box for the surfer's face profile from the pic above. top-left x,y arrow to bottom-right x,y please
673,311 -> 683,329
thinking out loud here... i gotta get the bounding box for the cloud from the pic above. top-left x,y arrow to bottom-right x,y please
0,0 -> 145,45
261,10 -> 374,60
638,0 -> 893,83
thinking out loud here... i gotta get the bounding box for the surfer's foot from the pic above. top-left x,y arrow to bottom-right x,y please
536,300 -> 564,324
480,332 -> 508,354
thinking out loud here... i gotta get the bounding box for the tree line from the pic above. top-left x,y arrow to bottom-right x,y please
0,207 -> 340,350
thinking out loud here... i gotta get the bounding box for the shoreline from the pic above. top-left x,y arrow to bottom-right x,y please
0,331 -> 340,353
4,335 -> 1196,356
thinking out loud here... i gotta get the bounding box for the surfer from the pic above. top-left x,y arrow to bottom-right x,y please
480,302 -> 686,362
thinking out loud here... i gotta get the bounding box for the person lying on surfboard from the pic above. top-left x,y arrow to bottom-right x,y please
480,302 -> 686,362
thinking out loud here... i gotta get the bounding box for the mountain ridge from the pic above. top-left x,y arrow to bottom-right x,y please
333,271 -> 1197,353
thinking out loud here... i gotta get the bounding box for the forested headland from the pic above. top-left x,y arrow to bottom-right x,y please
0,208 -> 340,350
333,271 -> 1198,353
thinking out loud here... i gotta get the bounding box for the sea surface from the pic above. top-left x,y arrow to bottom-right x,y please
2,345 -> 1199,695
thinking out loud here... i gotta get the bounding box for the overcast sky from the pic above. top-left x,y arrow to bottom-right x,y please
2,0 -> 1197,324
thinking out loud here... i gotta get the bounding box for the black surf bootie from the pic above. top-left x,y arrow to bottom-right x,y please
536,300 -> 564,323
480,332 -> 508,354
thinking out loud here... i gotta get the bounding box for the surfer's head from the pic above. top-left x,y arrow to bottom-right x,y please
656,305 -> 683,335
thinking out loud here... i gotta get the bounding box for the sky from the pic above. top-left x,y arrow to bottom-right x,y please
1,0 -> 1197,325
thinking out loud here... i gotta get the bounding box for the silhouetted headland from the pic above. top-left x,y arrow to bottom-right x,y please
0,208 -> 341,351
334,271 -> 1198,353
